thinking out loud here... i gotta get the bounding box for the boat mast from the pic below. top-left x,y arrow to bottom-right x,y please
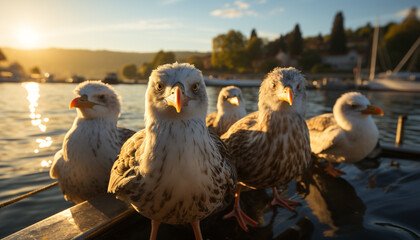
369,19 -> 379,81
393,36 -> 420,73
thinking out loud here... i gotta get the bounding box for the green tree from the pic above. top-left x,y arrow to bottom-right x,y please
140,50 -> 176,79
330,12 -> 347,54
287,24 -> 303,56
264,35 -> 287,57
121,64 -> 138,80
250,28 -> 258,39
151,50 -> 176,68
246,29 -> 263,71
211,30 -> 248,71
299,50 -> 321,71
30,66 -> 41,74
0,49 -> 6,61
186,56 -> 204,70
381,7 -> 420,71
139,62 -> 153,79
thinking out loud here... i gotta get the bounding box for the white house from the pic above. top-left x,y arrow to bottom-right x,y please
321,50 -> 362,71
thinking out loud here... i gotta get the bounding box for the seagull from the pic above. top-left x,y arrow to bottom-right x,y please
108,63 -> 237,240
50,81 -> 135,204
306,92 -> 383,177
221,67 -> 311,231
206,86 -> 247,136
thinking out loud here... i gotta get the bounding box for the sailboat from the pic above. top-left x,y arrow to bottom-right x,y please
366,19 -> 420,92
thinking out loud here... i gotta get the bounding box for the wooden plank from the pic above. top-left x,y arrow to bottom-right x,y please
3,194 -> 134,240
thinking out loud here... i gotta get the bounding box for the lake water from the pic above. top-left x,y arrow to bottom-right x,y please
0,82 -> 419,239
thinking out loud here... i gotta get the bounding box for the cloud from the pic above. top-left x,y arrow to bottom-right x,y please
211,0 -> 258,18
235,0 -> 249,9
161,0 -> 183,5
43,19 -> 178,38
211,9 -> 243,18
396,8 -> 420,18
257,0 -> 267,4
269,7 -> 285,15
258,30 -> 279,39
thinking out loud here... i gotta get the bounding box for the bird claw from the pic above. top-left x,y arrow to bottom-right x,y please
325,163 -> 346,177
224,206 -> 258,232
271,187 -> 301,212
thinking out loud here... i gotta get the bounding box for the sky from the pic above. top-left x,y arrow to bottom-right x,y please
0,0 -> 419,53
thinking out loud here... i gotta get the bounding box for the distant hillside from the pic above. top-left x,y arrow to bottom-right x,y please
1,48 -> 209,79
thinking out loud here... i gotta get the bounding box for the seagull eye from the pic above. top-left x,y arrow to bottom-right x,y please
192,83 -> 199,92
98,95 -> 105,100
271,82 -> 276,89
156,83 -> 163,92
350,104 -> 357,109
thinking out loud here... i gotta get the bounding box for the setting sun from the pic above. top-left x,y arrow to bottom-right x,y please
17,28 -> 39,48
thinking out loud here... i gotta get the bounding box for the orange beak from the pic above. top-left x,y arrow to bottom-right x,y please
278,87 -> 293,106
361,105 -> 384,116
228,96 -> 239,106
69,96 -> 97,109
167,87 -> 182,113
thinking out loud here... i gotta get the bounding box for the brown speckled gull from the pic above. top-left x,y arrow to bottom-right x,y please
206,86 -> 247,136
221,67 -> 312,231
307,92 -> 383,177
108,63 -> 237,240
50,81 -> 135,204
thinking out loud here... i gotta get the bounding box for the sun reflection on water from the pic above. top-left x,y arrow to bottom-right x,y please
22,82 -> 54,167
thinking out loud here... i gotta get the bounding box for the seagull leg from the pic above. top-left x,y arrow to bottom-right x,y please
271,187 -> 301,212
191,220 -> 203,240
223,185 -> 258,231
149,220 -> 160,240
325,161 -> 345,177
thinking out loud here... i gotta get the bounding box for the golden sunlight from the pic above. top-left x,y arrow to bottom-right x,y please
17,28 -> 39,48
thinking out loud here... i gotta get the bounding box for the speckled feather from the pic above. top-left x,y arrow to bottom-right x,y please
108,63 -> 236,225
50,81 -> 135,203
307,92 -> 380,163
221,67 -> 311,189
206,86 -> 247,136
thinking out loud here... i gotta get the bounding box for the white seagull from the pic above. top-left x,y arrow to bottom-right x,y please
306,92 -> 383,177
206,86 -> 247,136
221,67 -> 311,231
50,81 -> 135,204
108,63 -> 237,240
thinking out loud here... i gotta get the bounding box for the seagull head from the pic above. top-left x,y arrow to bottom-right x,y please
217,86 -> 245,112
259,67 -> 306,115
334,92 -> 383,125
70,80 -> 121,121
145,62 -> 208,122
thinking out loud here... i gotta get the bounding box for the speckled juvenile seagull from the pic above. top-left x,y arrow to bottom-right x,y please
206,86 -> 247,136
108,63 -> 236,240
221,67 -> 311,231
306,92 -> 383,177
50,81 -> 135,204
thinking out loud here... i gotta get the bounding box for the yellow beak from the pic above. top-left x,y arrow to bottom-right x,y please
361,105 -> 384,116
278,87 -> 293,106
69,96 -> 97,109
167,87 -> 182,113
228,96 -> 239,106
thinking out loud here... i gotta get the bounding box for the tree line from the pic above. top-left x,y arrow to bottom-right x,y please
121,8 -> 420,80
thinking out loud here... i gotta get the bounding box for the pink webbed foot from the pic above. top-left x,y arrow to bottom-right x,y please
271,187 -> 301,212
223,185 -> 258,231
325,162 -> 346,177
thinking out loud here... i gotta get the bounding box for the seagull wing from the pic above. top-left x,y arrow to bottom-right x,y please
50,149 -> 64,179
206,111 -> 217,128
306,113 -> 343,154
209,129 -> 237,194
117,127 -> 136,146
108,129 -> 146,195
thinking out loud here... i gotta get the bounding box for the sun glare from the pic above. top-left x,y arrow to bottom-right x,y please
17,28 -> 39,48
